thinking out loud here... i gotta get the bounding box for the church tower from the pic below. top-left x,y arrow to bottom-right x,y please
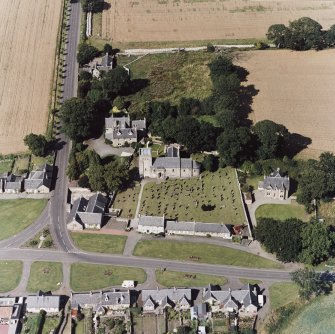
139,148 -> 152,178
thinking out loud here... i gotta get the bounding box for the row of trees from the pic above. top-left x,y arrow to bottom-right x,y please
267,17 -> 335,50
255,218 -> 335,265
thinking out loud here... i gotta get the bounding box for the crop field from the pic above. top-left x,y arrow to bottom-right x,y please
0,0 -> 62,154
98,0 -> 335,47
236,49 -> 335,158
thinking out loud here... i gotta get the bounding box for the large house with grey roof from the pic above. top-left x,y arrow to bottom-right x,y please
258,168 -> 290,200
71,290 -> 131,316
67,193 -> 109,230
203,284 -> 258,317
141,288 -> 192,314
139,144 -> 200,179
82,52 -> 115,78
24,164 -> 53,193
3,174 -> 23,194
105,115 -> 146,147
26,292 -> 61,314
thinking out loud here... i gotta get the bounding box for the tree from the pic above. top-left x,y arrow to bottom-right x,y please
78,80 -> 91,98
104,159 -> 130,192
103,43 -> 113,54
325,24 -> 335,46
215,109 -> 238,129
113,96 -> 125,110
202,154 -> 218,172
266,24 -> 289,48
77,43 -> 99,66
217,127 -> 252,166
291,268 -> 329,300
81,0 -> 104,13
207,43 -> 215,53
209,55 -> 234,80
24,134 -> 48,156
318,152 -> 335,196
79,71 -> 92,81
212,73 -> 240,95
102,66 -> 131,97
253,120 -> 289,160
59,98 -> 95,141
255,218 -> 304,262
300,221 -> 334,265
87,163 -> 106,192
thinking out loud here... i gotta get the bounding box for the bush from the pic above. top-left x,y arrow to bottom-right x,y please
207,43 -> 215,52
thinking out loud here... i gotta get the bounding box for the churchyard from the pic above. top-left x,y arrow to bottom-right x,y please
140,167 -> 246,224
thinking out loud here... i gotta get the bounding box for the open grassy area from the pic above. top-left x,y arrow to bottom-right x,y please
156,270 -> 227,287
24,227 -> 54,249
140,167 -> 246,224
134,240 -> 283,269
0,260 -> 22,292
70,263 -> 146,291
12,155 -> 30,174
280,293 -> 335,334
112,183 -> 141,219
25,315 -> 61,334
255,203 -> 311,222
120,51 -> 216,113
269,282 -> 299,310
27,261 -> 63,293
0,159 -> 13,174
239,278 -> 262,285
0,199 -> 47,240
70,233 -> 127,254
318,200 -> 335,225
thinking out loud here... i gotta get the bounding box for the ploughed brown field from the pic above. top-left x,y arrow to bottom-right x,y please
101,0 -> 335,43
236,49 -> 335,158
0,0 -> 62,154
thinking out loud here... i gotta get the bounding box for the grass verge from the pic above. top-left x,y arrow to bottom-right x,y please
27,261 -> 63,293
0,261 -> 23,292
239,278 -> 262,285
156,270 -> 227,287
0,199 -> 47,241
70,263 -> 146,291
70,233 -> 127,254
134,240 -> 283,269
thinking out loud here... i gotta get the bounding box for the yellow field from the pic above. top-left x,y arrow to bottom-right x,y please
236,49 -> 335,158
0,0 -> 62,153
100,0 -> 335,44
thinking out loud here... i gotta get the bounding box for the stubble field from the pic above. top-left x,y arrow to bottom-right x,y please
236,49 -> 335,158
0,0 -> 61,154
100,0 -> 335,46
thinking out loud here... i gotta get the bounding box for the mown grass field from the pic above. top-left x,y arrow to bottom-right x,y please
0,260 -> 22,292
27,261 -> 63,293
0,199 -> 47,240
134,240 -> 283,269
140,167 -> 246,224
70,263 -> 146,291
269,282 -> 299,310
255,204 -> 311,222
156,270 -> 227,287
71,233 -> 127,254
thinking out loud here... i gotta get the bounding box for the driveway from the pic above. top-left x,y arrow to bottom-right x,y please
85,136 -> 134,158
247,190 -> 292,227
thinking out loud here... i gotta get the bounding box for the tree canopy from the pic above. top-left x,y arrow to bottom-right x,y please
24,133 -> 49,157
77,43 -> 100,66
101,66 -> 131,97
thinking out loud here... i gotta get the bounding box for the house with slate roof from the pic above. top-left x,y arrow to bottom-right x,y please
26,292 -> 61,314
67,193 -> 109,230
166,220 -> 232,239
82,52 -> 116,78
105,115 -> 146,147
139,144 -> 200,179
71,290 -> 131,316
4,174 -> 23,194
138,215 -> 165,234
258,168 -> 290,200
141,288 -> 192,314
24,164 -> 53,193
203,284 -> 258,317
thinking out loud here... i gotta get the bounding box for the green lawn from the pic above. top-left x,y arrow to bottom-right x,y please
0,199 -> 48,240
70,233 -> 127,254
255,204 -> 311,222
0,261 -> 23,292
112,183 -> 141,219
70,263 -> 147,291
0,159 -> 13,174
134,240 -> 283,269
269,282 -> 299,310
27,261 -> 63,293
24,315 -> 61,334
30,154 -> 54,170
239,278 -> 262,285
12,155 -> 30,174
140,167 -> 246,224
156,270 -> 227,287
280,294 -> 335,334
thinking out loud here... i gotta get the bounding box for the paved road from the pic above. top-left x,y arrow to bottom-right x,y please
49,0 -> 81,253
0,249 -> 291,282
